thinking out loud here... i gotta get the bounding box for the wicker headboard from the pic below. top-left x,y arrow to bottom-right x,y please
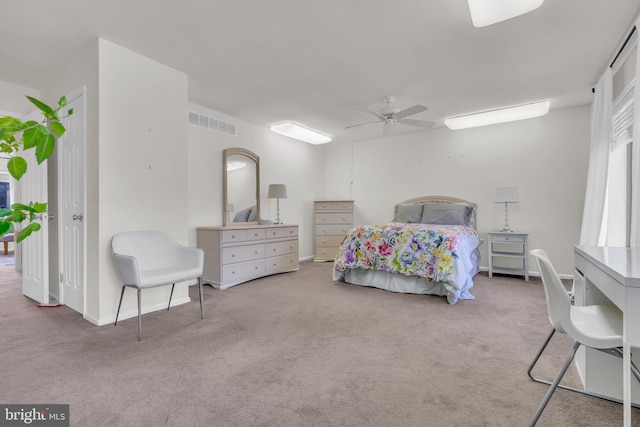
394,196 -> 478,229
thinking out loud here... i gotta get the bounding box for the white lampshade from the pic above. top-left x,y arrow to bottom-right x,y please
494,187 -> 519,203
467,0 -> 544,28
268,184 -> 287,199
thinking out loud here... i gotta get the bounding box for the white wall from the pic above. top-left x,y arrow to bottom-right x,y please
323,106 -> 591,276
96,39 -> 189,324
186,103 -> 325,259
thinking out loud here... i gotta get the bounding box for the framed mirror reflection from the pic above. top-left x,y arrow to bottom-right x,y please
223,148 -> 260,226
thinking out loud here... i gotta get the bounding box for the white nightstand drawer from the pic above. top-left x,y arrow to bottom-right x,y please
491,234 -> 525,243
315,213 -> 354,225
492,242 -> 524,254
222,244 -> 265,264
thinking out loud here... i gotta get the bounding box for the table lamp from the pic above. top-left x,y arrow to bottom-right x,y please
268,184 -> 288,224
494,186 -> 519,232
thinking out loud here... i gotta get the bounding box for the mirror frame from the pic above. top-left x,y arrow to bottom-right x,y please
223,147 -> 260,226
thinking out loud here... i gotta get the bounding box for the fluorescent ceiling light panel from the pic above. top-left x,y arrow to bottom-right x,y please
467,0 -> 544,27
444,101 -> 550,130
270,122 -> 331,145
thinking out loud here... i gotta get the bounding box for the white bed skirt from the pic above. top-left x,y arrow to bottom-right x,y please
342,268 -> 475,304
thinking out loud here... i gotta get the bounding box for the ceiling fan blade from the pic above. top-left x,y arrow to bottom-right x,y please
357,108 -> 386,120
399,118 -> 435,128
395,105 -> 428,119
345,120 -> 383,129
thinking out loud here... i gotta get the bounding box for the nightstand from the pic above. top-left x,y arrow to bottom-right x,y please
488,232 -> 529,281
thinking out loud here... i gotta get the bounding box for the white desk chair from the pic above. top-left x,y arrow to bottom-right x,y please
527,249 -> 575,388
111,231 -> 205,341
529,249 -> 640,426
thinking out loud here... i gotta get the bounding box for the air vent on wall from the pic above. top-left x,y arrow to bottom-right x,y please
188,111 -> 236,136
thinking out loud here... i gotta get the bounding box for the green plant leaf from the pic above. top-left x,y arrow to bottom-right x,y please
67,108 -> 74,116
0,208 -> 11,218
33,202 -> 47,213
50,121 -> 66,138
35,132 -> 55,164
7,156 -> 27,180
26,96 -> 55,118
58,96 -> 67,108
0,116 -> 27,132
23,124 -> 49,149
0,221 -> 11,237
17,222 -> 41,242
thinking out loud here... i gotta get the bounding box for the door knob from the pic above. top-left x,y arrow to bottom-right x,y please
72,214 -> 84,221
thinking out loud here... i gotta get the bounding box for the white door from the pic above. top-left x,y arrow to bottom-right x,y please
20,111 -> 49,304
58,88 -> 85,314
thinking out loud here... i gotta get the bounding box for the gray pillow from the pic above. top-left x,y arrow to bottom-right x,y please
420,202 -> 473,226
393,204 -> 424,223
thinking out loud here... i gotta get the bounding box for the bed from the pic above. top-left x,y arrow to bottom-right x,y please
332,196 -> 481,304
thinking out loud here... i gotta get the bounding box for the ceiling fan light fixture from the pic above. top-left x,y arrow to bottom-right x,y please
467,0 -> 544,28
270,122 -> 331,144
444,101 -> 550,130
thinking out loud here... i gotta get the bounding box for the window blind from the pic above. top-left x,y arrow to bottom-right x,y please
612,84 -> 634,151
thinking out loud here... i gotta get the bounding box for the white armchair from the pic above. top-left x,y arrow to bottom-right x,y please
111,230 -> 204,341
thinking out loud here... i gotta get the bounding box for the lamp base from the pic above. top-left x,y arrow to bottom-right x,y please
501,228 -> 514,232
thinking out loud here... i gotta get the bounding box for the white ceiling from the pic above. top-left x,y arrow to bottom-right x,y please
1,1 -> 639,143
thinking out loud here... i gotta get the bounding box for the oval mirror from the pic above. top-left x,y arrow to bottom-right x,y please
223,148 -> 260,226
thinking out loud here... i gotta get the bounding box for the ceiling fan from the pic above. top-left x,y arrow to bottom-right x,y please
345,96 -> 435,130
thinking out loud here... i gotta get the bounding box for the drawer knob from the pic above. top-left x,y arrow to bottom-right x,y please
231,235 -> 235,238
255,266 -> 259,270
232,254 -> 235,258
273,248 -> 276,252
255,251 -> 258,254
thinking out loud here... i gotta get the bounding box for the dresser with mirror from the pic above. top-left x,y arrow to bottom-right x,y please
197,148 -> 299,289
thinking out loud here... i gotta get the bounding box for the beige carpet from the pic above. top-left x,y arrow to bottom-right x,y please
0,261 -> 638,426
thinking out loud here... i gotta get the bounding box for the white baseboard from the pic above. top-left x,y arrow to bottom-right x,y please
95,296 -> 191,326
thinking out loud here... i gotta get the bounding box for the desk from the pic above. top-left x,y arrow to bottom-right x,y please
575,246 -> 640,427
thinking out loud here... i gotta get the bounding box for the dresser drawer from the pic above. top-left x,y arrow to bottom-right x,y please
246,229 -> 266,240
266,240 -> 299,257
266,228 -> 285,239
283,226 -> 298,238
221,229 -> 247,243
316,225 -> 353,236
315,235 -> 345,247
315,201 -> 335,211
222,244 -> 265,264
222,259 -> 266,281
315,212 -> 353,225
315,246 -> 340,260
266,253 -> 299,272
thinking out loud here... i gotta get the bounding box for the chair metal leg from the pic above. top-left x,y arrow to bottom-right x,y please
168,283 -> 175,310
528,327 -> 556,383
114,286 -> 126,326
137,288 -> 142,342
530,342 -> 581,426
198,277 -> 204,319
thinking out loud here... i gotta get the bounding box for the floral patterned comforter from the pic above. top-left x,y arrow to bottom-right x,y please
333,223 -> 481,303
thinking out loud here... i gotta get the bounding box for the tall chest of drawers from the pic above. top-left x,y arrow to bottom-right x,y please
314,200 -> 354,262
197,224 -> 299,290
